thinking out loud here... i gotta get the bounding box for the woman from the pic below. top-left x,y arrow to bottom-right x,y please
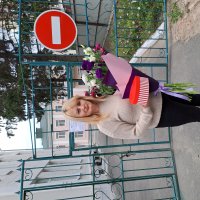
62,92 -> 200,140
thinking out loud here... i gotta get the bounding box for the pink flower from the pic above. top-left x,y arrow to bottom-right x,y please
100,47 -> 106,54
84,91 -> 90,96
94,43 -> 101,51
90,91 -> 96,97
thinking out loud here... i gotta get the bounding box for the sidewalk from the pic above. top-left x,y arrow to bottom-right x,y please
138,4 -> 200,198
169,29 -> 200,200
168,0 -> 200,199
93,1 -> 200,198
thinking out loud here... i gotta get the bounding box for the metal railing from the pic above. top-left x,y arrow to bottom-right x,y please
19,148 -> 180,200
13,0 -> 181,199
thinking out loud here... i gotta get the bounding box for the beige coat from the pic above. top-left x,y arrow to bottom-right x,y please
97,92 -> 162,139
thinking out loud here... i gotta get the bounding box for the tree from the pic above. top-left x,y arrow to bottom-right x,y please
0,0 -> 83,124
0,117 -> 17,138
7,130 -> 15,138
0,117 -> 5,134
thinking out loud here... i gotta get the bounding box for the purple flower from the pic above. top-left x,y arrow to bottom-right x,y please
103,70 -> 117,88
95,68 -> 103,79
82,60 -> 94,72
97,63 -> 104,66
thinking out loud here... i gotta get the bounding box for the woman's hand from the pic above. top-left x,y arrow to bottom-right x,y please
142,101 -> 149,108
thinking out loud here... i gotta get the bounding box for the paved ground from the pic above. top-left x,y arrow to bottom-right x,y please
168,0 -> 200,199
169,32 -> 200,200
93,1 -> 200,199
169,0 -> 200,43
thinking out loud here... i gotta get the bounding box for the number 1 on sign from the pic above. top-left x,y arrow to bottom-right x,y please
51,16 -> 61,44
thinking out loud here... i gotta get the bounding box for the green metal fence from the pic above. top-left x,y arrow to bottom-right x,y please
22,61 -> 170,159
19,148 -> 180,200
18,0 -> 114,61
14,0 -> 182,199
24,60 -> 170,159
16,0 -> 170,158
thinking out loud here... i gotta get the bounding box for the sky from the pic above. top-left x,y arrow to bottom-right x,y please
0,29 -> 41,150
0,120 -> 42,150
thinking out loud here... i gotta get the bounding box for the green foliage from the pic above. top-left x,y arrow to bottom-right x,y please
20,1 -> 53,53
168,3 -> 183,23
0,0 -> 63,122
0,87 -> 26,121
0,39 -> 24,121
81,46 -> 116,96
106,0 -> 163,60
164,83 -> 198,94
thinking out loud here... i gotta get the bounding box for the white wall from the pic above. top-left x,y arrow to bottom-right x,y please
0,149 -> 95,200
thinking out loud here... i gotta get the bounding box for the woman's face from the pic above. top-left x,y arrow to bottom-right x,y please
69,99 -> 99,118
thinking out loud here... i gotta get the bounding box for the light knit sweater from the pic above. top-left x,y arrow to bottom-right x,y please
97,92 -> 162,139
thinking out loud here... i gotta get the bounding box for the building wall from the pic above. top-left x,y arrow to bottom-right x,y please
52,95 -> 89,148
40,64 -> 91,149
0,149 -> 94,200
49,65 -> 90,149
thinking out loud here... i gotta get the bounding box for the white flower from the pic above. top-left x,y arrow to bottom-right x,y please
90,79 -> 97,87
89,56 -> 96,62
83,57 -> 89,61
95,84 -> 100,89
86,47 -> 92,51
89,71 -> 95,76
81,71 -> 89,85
83,49 -> 88,55
83,47 -> 93,55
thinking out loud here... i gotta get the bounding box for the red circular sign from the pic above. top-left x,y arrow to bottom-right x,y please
34,10 -> 77,51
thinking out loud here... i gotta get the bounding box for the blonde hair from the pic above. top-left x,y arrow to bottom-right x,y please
62,95 -> 107,124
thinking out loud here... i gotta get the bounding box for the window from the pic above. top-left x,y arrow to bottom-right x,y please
57,69 -> 65,75
56,120 -> 65,126
55,106 -> 62,112
74,132 -> 83,138
56,132 -> 66,139
57,96 -> 64,100
56,81 -> 64,87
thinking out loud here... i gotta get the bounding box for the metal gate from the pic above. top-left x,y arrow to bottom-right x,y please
14,0 -> 181,199
19,148 -> 180,200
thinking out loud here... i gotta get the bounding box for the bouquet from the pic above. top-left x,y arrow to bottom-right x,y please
157,82 -> 198,101
81,44 -> 116,97
81,44 -> 198,103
